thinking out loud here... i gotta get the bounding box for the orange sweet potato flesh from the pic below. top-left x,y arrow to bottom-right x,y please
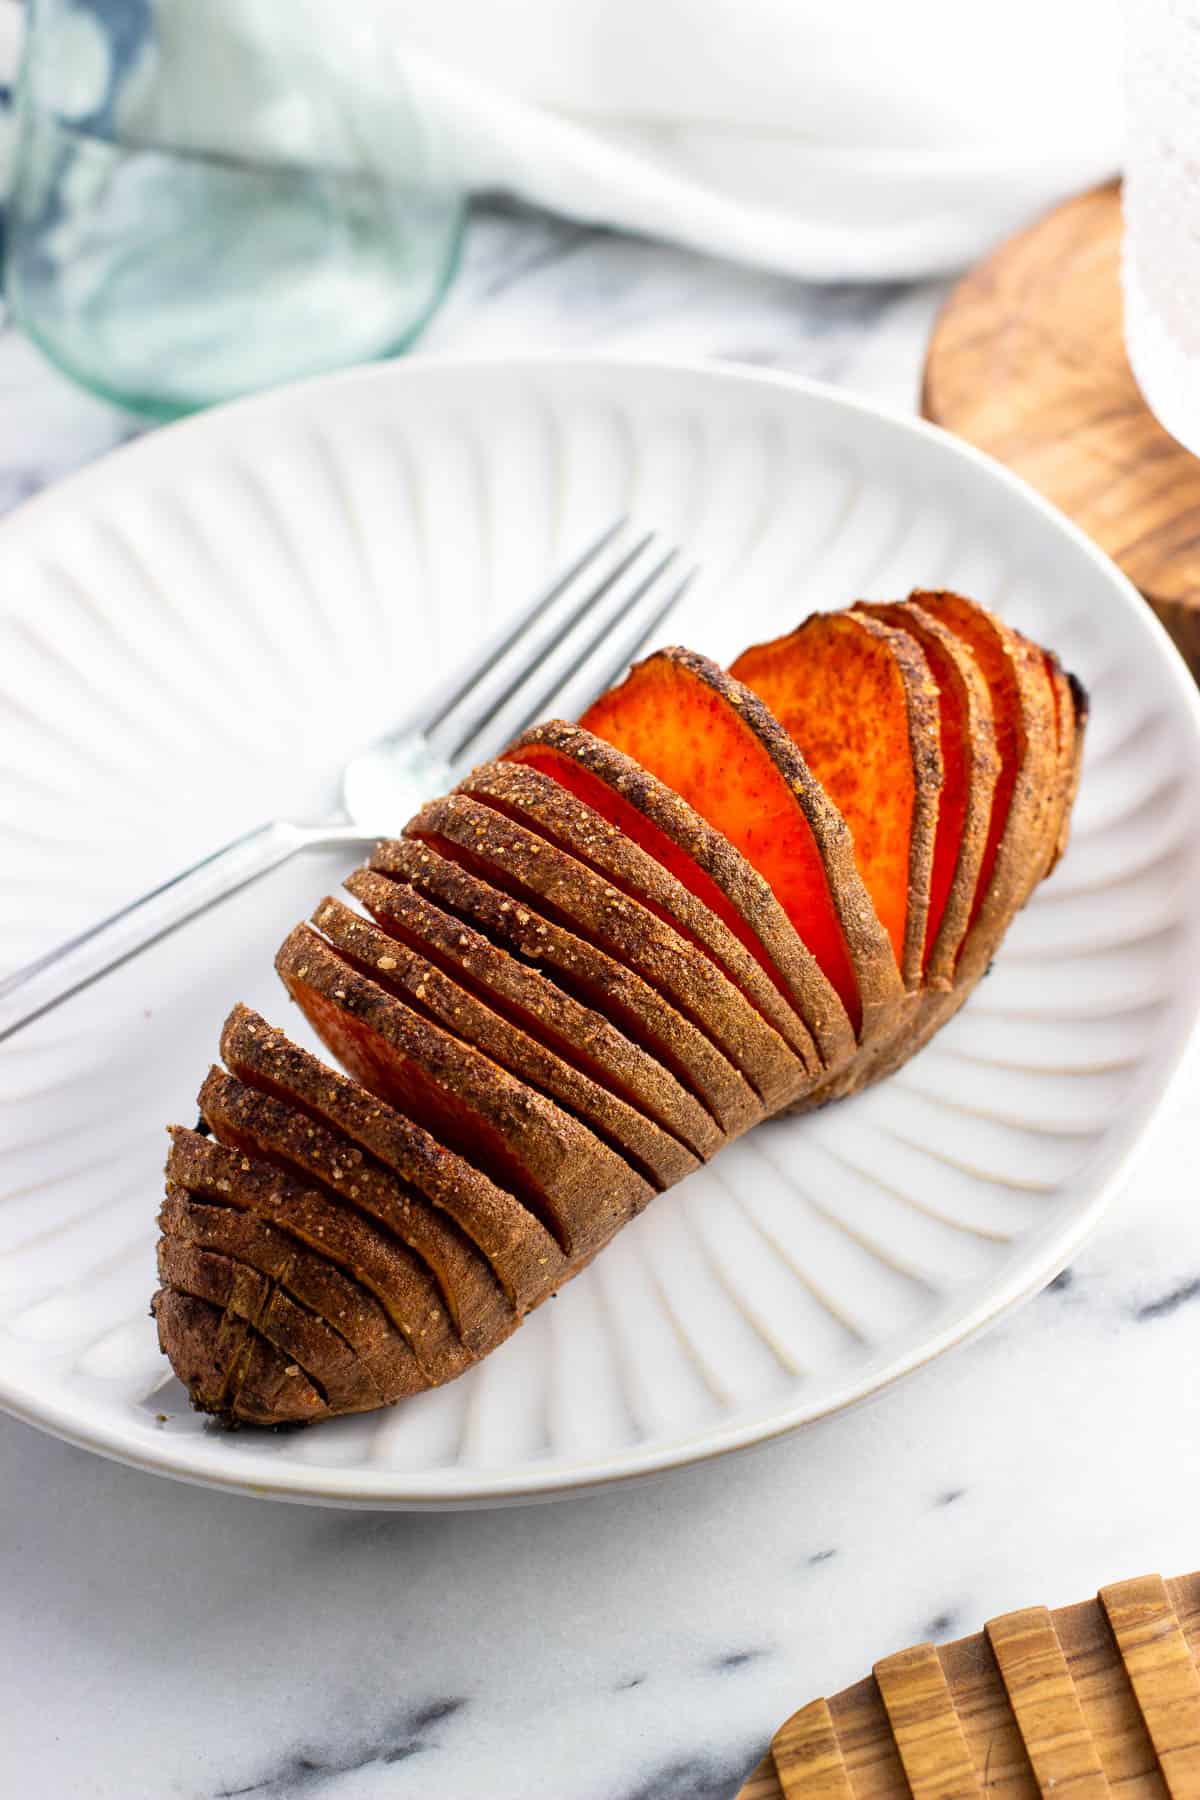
580,649 -> 902,1041
730,611 -> 941,992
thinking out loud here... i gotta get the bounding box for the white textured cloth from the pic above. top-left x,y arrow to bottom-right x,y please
3,0 -> 1124,281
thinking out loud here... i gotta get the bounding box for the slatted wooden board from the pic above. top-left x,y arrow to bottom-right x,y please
737,1572 -> 1200,1799
922,180 -> 1200,682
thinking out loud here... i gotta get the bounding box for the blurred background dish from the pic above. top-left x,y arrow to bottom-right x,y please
1,0 -> 465,415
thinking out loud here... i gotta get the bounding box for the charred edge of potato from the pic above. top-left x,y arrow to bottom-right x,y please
157,1232 -> 387,1417
1042,655 -> 1089,877
159,1185 -> 424,1405
152,1285 -> 327,1426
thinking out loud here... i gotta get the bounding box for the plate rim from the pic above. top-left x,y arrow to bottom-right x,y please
4,348 -> 1199,1508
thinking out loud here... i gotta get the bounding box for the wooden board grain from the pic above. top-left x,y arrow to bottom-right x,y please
922,181 -> 1200,681
736,1573 -> 1200,1800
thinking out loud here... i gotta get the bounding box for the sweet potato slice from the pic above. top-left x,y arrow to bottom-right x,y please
854,600 -> 999,989
464,757 -> 819,1087
198,1064 -> 514,1352
151,1287 -> 327,1426
166,1128 -> 473,1386
578,649 -> 902,1048
731,612 -> 942,993
911,590 -> 1060,982
276,926 -> 651,1259
159,1186 -> 425,1405
312,893 -> 697,1191
220,1005 -> 564,1312
505,723 -> 853,1072
404,794 -> 763,1139
366,839 -> 723,1162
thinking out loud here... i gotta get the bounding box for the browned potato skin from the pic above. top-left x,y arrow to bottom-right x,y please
159,1187 -> 424,1404
152,1286 -> 328,1426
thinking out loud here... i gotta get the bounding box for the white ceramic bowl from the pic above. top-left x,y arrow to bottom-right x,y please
2,354 -> 1197,1507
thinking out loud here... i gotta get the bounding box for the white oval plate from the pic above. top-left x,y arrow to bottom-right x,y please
2,355 -> 1198,1508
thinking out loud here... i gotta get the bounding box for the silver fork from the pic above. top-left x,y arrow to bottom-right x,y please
0,519 -> 695,1043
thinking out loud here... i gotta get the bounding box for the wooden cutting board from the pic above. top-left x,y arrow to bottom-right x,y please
736,1570 -> 1200,1799
922,180 -> 1200,682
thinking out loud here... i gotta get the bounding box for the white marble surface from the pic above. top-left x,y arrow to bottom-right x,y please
2,201 -> 1200,1800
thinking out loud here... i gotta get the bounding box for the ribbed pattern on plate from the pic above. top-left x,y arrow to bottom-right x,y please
1,362 -> 1198,1501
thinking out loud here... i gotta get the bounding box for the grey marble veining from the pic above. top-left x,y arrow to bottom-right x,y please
1,199 -> 1198,1800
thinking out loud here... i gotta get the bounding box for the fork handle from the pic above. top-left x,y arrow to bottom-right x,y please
0,817 -> 371,1044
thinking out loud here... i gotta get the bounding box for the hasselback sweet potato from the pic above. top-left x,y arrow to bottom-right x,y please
153,588 -> 1084,1428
